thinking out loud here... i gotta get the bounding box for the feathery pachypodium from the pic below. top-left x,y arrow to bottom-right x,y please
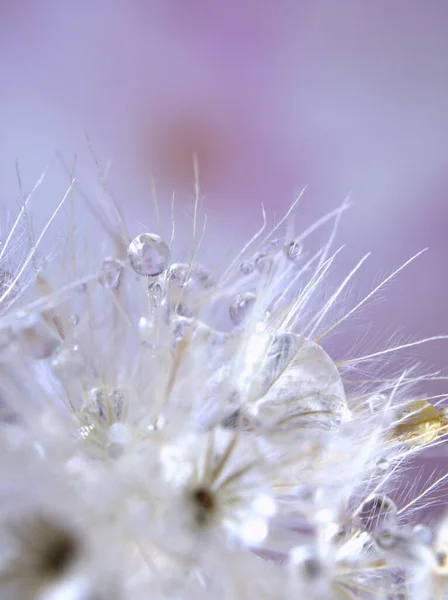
0,163 -> 447,600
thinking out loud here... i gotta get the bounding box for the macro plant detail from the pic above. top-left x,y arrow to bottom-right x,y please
0,165 -> 447,600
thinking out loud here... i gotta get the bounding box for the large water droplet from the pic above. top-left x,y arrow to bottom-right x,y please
358,494 -> 397,532
229,292 -> 256,325
99,258 -> 122,289
128,233 -> 170,276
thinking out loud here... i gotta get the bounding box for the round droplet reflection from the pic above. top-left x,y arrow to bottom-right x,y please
128,233 -> 170,276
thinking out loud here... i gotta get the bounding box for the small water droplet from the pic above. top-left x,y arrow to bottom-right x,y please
99,258 -> 122,289
128,233 -> 170,276
51,344 -> 85,381
69,314 -> 80,326
358,494 -> 397,532
284,240 -> 302,261
229,292 -> 256,325
240,261 -> 254,275
146,279 -> 165,307
168,263 -> 190,287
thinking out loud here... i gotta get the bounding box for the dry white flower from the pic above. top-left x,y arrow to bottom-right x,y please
0,160 -> 447,599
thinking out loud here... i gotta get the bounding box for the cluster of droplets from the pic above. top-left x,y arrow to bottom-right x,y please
0,209 -> 447,600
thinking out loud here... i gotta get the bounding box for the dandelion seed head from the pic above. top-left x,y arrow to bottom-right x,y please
0,166 -> 447,599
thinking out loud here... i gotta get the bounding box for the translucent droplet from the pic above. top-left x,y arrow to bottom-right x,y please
252,332 -> 350,431
168,263 -> 190,287
146,279 -> 165,307
229,292 -> 256,325
128,233 -> 170,276
51,344 -> 85,381
284,240 -> 302,261
69,314 -> 80,326
240,260 -> 254,275
99,258 -> 122,289
358,494 -> 397,532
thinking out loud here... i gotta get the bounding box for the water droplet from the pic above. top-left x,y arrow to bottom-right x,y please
240,261 -> 254,275
69,314 -> 80,326
284,240 -> 302,261
358,494 -> 397,532
99,258 -> 122,289
128,233 -> 170,276
51,344 -> 85,381
229,292 -> 256,325
168,263 -> 191,287
146,279 -> 165,307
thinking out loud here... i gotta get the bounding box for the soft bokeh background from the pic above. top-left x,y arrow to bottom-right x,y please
1,1 -> 448,512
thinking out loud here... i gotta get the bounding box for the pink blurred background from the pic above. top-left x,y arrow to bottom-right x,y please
1,1 -> 448,503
